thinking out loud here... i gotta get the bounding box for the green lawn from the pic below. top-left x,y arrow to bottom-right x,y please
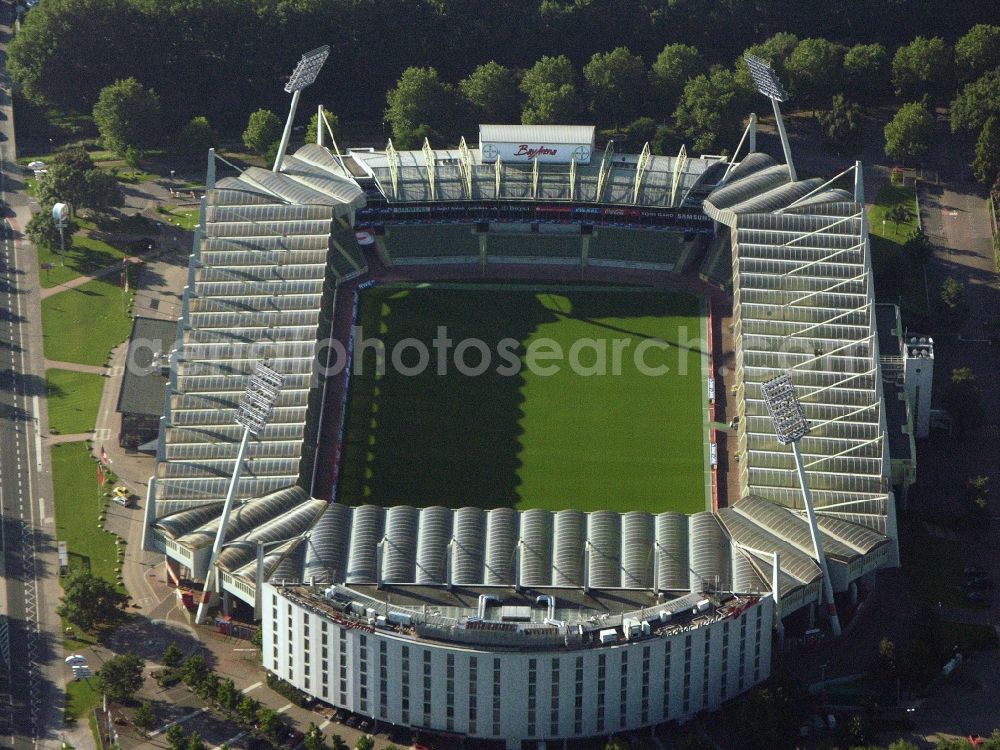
898,520 -> 967,608
868,184 -> 930,327
51,441 -> 121,584
46,369 -> 106,434
37,230 -> 129,288
65,677 -> 102,722
157,204 -> 199,230
339,284 -> 709,514
41,278 -> 133,366
869,183 -> 919,244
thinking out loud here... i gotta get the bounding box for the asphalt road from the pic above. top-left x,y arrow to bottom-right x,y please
0,6 -> 64,749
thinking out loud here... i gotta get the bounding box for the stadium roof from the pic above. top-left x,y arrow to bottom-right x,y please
147,140 -> 895,634
348,142 -> 726,206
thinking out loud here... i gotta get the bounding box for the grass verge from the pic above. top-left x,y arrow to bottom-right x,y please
51,441 -> 122,584
898,520 -> 967,608
45,369 -> 106,434
65,678 -> 102,723
41,278 -> 133,365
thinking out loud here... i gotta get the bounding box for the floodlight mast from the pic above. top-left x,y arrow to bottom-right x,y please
744,54 -> 797,181
273,45 -> 331,173
195,361 -> 284,624
760,372 -> 842,637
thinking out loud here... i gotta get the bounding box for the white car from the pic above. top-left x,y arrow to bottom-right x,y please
64,654 -> 87,665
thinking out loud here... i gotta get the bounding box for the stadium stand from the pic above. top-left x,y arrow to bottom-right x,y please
381,224 -> 480,264
588,226 -> 687,269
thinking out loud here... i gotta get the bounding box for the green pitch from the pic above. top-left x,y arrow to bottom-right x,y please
338,283 -> 709,514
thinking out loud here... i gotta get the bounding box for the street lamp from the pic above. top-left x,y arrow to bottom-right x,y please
195,360 -> 284,624
744,53 -> 797,181
273,45 -> 331,173
760,372 -> 842,637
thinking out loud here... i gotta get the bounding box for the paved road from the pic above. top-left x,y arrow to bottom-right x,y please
0,8 -> 65,750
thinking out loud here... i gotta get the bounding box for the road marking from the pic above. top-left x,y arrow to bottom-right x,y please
31,396 -> 41,470
149,707 -> 209,737
212,731 -> 246,749
277,703 -> 293,714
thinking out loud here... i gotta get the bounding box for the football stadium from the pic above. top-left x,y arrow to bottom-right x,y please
143,57 -> 905,748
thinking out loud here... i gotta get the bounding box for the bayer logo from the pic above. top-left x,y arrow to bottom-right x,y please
572,145 -> 590,161
482,144 -> 499,160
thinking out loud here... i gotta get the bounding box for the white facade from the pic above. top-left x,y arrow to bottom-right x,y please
263,584 -> 773,749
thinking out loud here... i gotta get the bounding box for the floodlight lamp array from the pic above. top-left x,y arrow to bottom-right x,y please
285,45 -> 331,92
760,372 -> 810,444
235,361 -> 284,436
744,53 -> 789,102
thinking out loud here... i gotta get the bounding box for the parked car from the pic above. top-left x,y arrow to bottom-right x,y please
964,566 -> 988,578
966,576 -> 994,590
283,729 -> 304,748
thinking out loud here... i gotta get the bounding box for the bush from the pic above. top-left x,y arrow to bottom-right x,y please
264,672 -> 312,707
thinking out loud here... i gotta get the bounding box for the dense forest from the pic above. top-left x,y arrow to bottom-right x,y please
9,0 -> 997,126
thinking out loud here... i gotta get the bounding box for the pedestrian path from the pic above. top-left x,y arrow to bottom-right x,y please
44,358 -> 108,375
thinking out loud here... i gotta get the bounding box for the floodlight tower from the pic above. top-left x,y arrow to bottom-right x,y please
273,45 -> 331,173
760,372 -> 842,637
744,53 -> 797,181
195,360 -> 284,624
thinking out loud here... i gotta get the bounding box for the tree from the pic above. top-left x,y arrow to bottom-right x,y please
255,707 -> 281,741
582,47 -> 646,126
26,206 -> 71,255
34,147 -> 120,214
459,62 -> 521,123
180,654 -> 209,688
520,55 -> 583,125
817,95 -> 861,152
165,724 -> 185,750
97,653 -> 145,703
305,110 -> 340,145
7,0 -> 143,112
92,78 -> 161,158
354,736 -> 374,750
942,367 -> 982,437
903,228 -> 933,266
186,731 -> 206,750
162,643 -> 184,669
133,701 -> 155,734
973,116 -> 1000,185
83,170 -> 125,213
649,44 -> 704,119
954,24 -> 1000,83
384,67 -> 461,148
215,677 -> 239,711
843,43 -> 889,104
965,475 -> 990,530
950,68 -> 1000,134
786,38 -> 846,109
329,734 -> 349,750
237,695 -> 260,728
874,637 -> 898,682
940,276 -> 968,330
56,571 -> 128,632
173,116 -> 216,163
242,109 -> 282,156
887,203 -> 911,228
303,722 -> 326,750
674,67 -> 752,153
740,32 -> 800,78
884,102 -> 935,164
891,37 -> 952,101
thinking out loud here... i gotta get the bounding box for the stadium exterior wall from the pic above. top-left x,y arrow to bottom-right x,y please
264,584 -> 773,748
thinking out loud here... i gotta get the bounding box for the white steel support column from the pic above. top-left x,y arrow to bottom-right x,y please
791,441 -> 842,636
195,428 -> 251,624
771,97 -> 796,182
771,552 -> 784,646
273,89 -> 301,173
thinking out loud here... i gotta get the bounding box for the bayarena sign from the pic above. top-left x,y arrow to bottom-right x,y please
479,124 -> 595,165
